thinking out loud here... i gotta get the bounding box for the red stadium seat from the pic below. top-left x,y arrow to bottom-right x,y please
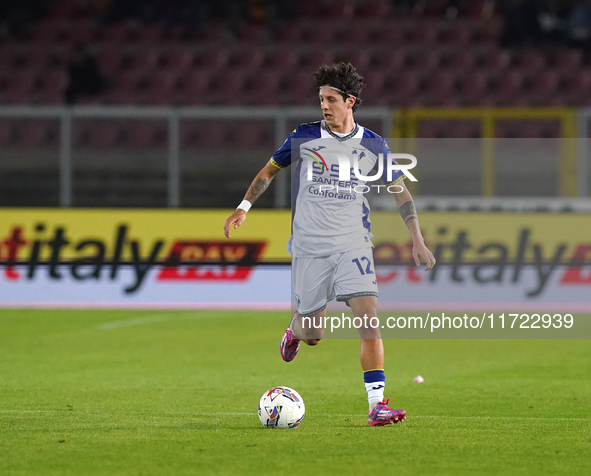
553,50 -> 583,70
327,1 -> 355,20
563,69 -> 591,96
411,50 -> 441,71
492,70 -> 526,98
390,70 -> 422,98
461,70 -> 491,98
95,48 -> 124,74
124,122 -> 159,149
87,122 -> 120,149
231,48 -> 265,70
161,47 -> 195,73
529,70 -> 562,96
135,25 -> 163,44
127,49 -> 160,73
24,48 -> 52,69
376,23 -> 406,45
373,50 -> 407,71
306,22 -> 339,44
445,25 -> 473,46
264,48 -> 300,70
231,122 -> 273,148
357,0 -> 391,18
301,50 -> 336,68
29,21 -> 64,43
335,50 -> 370,70
18,121 -> 49,147
115,70 -> 144,92
338,26 -> 370,45
38,69 -> 67,101
480,50 -> 512,71
68,21 -> 96,43
425,70 -> 458,96
102,23 -> 133,43
408,24 -> 439,45
4,70 -> 37,104
48,0 -> 79,19
0,121 -> 13,146
445,51 -> 477,70
197,49 -> 230,71
193,121 -> 228,148
238,24 -> 267,43
515,50 -> 547,72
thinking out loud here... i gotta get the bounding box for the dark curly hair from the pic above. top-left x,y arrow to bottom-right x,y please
313,62 -> 365,112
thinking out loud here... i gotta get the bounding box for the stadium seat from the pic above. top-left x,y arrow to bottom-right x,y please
87,122 -> 120,149
95,48 -> 124,74
238,24 -> 267,43
230,47 -> 265,71
301,50 -> 336,68
425,70 -> 458,97
375,23 -> 407,45
231,122 -> 273,148
29,21 -> 64,43
135,25 -> 163,44
357,0 -> 390,18
390,70 -> 422,98
194,121 -> 228,148
411,50 -> 441,71
491,70 -> 526,98
372,50 -> 407,70
127,49 -> 160,73
124,122 -> 159,149
264,48 -> 300,70
196,49 -> 230,71
338,26 -> 370,45
68,20 -> 96,43
479,50 -> 512,71
461,70 -> 492,98
23,48 -> 52,69
444,51 -> 477,70
48,0 -> 79,19
553,50 -> 583,70
115,70 -> 144,92
179,69 -> 213,95
18,121 -> 49,147
335,50 -> 370,70
409,24 -> 440,45
529,70 -> 562,96
249,70 -> 283,103
37,69 -> 67,103
0,121 -> 13,146
306,22 -> 339,44
292,0 -> 323,18
4,70 -> 37,104
442,23 -> 474,48
515,50 -> 547,72
102,23 -> 133,43
564,69 -> 591,96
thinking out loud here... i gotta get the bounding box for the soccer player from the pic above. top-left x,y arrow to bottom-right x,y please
224,62 -> 435,426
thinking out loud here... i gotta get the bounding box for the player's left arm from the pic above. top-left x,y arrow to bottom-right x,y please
392,180 -> 436,270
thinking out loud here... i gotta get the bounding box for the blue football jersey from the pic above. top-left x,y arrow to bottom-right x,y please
271,120 -> 406,257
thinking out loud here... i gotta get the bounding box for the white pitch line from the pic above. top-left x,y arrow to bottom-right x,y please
98,312 -> 223,330
1,410 -> 589,421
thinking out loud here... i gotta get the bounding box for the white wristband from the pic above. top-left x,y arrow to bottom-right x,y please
237,200 -> 252,212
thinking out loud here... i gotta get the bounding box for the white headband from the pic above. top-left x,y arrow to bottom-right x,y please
319,85 -> 354,98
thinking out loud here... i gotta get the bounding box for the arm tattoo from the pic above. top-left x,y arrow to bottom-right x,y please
248,177 -> 270,204
399,200 -> 417,229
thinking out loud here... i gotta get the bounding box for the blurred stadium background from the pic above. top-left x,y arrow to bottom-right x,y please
0,0 -> 590,309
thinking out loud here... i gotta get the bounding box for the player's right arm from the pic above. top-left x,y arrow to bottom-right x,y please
223,160 -> 282,238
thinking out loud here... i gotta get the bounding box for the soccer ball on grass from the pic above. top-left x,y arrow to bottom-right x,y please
258,386 -> 305,429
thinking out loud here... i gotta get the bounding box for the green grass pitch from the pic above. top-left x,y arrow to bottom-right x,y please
1,309 -> 590,475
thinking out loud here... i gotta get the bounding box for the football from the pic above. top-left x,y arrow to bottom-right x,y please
258,386 -> 305,429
